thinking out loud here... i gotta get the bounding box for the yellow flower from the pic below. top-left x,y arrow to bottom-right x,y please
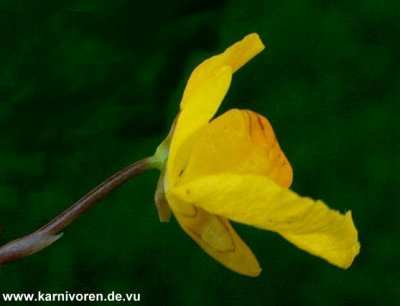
153,33 -> 360,277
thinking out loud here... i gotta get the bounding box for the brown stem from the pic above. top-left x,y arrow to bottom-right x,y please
0,158 -> 151,265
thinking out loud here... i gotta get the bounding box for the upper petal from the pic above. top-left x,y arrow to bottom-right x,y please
167,34 -> 265,188
167,66 -> 232,187
170,173 -> 360,269
177,109 -> 293,188
180,33 -> 265,109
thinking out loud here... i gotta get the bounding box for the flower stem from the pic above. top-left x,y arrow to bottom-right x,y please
0,158 -> 152,265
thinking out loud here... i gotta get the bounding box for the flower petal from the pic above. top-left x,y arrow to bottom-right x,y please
170,174 -> 360,269
169,200 -> 261,277
181,33 -> 265,109
178,109 -> 293,188
167,66 -> 232,187
167,34 -> 265,188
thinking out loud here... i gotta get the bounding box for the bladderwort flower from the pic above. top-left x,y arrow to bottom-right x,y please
0,33 -> 360,277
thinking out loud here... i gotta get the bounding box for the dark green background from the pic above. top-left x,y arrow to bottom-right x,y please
0,0 -> 399,305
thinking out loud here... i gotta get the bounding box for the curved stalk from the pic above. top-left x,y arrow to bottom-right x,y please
0,158 -> 152,265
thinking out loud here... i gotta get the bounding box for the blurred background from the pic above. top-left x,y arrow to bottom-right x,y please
0,0 -> 399,304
